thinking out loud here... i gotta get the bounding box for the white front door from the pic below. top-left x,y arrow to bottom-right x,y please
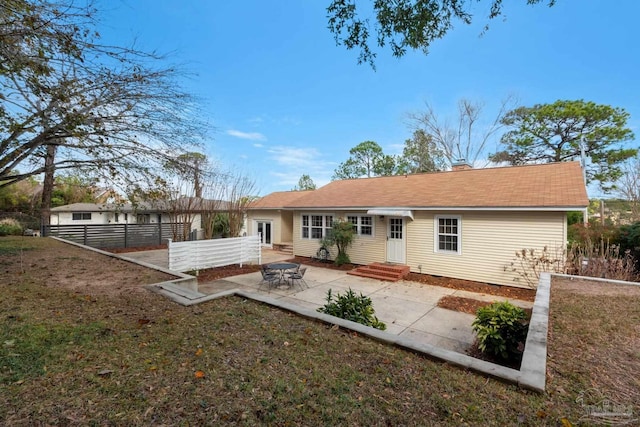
386,217 -> 405,264
256,221 -> 272,246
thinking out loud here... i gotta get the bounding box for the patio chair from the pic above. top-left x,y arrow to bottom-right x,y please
285,263 -> 301,278
258,267 -> 279,292
288,267 -> 308,290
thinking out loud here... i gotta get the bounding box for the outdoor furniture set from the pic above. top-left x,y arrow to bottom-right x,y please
259,262 -> 308,291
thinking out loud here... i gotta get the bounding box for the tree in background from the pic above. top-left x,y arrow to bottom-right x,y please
327,0 -> 555,68
396,129 -> 447,174
408,97 -> 515,168
165,153 -> 210,198
490,100 -> 636,192
617,156 -> 640,221
0,173 -> 40,213
293,174 -> 317,191
50,173 -> 97,207
224,173 -> 257,237
0,0 -> 205,227
333,141 -> 397,179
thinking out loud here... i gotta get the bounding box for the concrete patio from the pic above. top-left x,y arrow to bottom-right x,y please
197,259 -> 533,355
123,248 -> 533,355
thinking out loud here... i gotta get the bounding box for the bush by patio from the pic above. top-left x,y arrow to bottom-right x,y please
317,288 -> 386,330
472,301 -> 528,363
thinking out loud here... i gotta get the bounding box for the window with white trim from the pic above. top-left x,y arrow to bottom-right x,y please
435,216 -> 461,254
302,214 -> 333,239
347,215 -> 373,236
72,212 -> 91,221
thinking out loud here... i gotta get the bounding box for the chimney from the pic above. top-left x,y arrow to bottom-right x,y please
452,159 -> 472,171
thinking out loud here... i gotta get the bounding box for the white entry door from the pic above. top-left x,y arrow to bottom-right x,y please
256,221 -> 272,246
386,217 -> 406,264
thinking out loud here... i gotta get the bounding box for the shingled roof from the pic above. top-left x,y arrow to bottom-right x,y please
286,162 -> 588,210
249,190 -> 314,209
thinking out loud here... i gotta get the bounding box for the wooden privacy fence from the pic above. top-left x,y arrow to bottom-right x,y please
43,223 -> 188,249
168,234 -> 261,272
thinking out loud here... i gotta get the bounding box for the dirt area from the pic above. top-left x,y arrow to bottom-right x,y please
4,239 -> 534,313
1,237 -> 176,297
106,244 -> 167,253
552,275 -> 640,296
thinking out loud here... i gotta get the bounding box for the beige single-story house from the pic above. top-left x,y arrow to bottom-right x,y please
247,162 -> 588,287
246,190 -> 313,249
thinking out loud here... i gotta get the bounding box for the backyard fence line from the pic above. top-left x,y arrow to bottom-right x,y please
43,223 -> 188,249
168,234 -> 262,272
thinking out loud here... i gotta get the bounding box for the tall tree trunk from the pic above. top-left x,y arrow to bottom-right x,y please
40,143 -> 57,229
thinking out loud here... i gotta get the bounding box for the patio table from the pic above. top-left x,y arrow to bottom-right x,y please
267,262 -> 299,287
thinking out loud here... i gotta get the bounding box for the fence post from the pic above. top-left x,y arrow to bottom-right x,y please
158,221 -> 162,246
124,223 -> 128,248
83,225 -> 88,246
240,236 -> 244,268
167,238 -> 172,270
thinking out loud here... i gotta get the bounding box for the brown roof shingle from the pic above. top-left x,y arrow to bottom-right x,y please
249,190 -> 314,209
287,162 -> 588,209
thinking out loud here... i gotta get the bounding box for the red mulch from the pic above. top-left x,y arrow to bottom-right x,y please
438,295 -> 533,317
405,272 -> 536,302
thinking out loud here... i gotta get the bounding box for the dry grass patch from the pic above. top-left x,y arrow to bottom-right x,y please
0,237 -> 638,425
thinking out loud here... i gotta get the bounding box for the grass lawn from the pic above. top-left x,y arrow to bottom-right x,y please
1,236 -> 639,425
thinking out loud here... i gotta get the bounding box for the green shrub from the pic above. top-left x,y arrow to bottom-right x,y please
317,288 -> 386,330
321,218 -> 355,267
472,301 -> 528,363
334,251 -> 351,266
0,220 -> 22,236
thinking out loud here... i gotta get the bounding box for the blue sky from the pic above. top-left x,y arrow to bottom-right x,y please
100,1 -> 640,196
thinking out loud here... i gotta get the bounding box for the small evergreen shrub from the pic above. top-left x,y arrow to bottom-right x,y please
472,301 -> 528,363
317,288 -> 386,330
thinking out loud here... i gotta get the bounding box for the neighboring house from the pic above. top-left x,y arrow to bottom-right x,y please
246,190 -> 313,248
247,162 -> 588,287
49,202 -> 200,230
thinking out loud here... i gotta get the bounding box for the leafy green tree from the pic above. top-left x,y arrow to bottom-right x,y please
396,129 -> 447,174
0,172 -> 40,213
333,140 -> 398,179
327,0 -> 555,69
293,174 -> 317,191
490,100 -> 636,192
50,173 -> 97,207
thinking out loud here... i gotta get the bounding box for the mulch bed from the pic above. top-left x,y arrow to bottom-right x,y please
405,272 -> 535,301
438,295 -> 534,317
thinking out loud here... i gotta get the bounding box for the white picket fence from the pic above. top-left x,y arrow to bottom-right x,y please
168,234 -> 262,272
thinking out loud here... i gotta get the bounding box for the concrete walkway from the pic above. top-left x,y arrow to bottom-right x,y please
122,248 -> 532,355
